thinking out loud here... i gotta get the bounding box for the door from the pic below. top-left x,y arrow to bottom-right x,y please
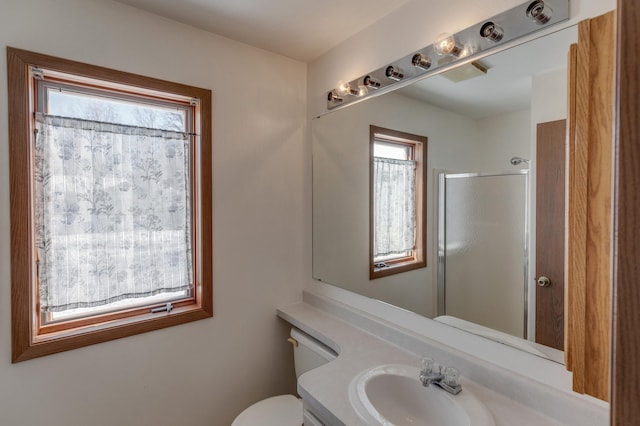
535,119 -> 566,350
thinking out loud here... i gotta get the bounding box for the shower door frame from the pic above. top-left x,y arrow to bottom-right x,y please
437,169 -> 530,339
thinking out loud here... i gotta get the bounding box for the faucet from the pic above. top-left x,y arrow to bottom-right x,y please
419,357 -> 462,395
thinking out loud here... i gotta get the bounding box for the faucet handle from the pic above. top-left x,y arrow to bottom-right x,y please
443,366 -> 460,387
420,356 -> 436,374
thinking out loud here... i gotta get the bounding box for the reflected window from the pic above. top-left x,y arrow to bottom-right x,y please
370,126 -> 427,279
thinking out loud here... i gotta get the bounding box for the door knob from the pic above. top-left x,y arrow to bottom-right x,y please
537,276 -> 551,287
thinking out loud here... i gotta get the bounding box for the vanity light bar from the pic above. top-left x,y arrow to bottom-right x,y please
327,0 -> 568,110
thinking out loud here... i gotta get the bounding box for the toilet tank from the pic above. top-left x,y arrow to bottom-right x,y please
290,328 -> 337,379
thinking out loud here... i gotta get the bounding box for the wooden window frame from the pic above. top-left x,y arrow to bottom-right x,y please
369,125 -> 427,280
8,47 -> 213,363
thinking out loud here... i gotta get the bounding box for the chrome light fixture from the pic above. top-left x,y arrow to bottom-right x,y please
363,75 -> 381,89
385,65 -> 405,81
327,91 -> 343,102
411,53 -> 432,70
526,0 -> 553,25
326,0 -> 568,110
480,21 -> 504,42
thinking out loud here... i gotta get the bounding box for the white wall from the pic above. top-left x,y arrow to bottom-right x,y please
532,68 -> 569,124
476,109 -> 532,170
0,1 -> 306,425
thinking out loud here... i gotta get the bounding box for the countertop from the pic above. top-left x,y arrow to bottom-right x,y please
278,301 -> 576,426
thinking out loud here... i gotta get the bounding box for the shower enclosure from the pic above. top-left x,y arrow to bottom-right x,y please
437,170 -> 529,339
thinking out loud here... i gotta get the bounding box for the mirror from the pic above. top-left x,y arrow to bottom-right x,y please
312,25 -> 577,364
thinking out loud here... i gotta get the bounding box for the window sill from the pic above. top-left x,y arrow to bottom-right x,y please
13,304 -> 212,363
370,258 -> 427,280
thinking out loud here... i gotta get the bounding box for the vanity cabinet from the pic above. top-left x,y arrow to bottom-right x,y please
303,402 -> 329,426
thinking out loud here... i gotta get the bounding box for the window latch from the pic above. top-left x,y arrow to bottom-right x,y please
30,67 -> 44,80
151,302 -> 174,314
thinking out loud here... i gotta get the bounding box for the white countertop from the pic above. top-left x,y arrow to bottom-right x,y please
277,297 -> 608,426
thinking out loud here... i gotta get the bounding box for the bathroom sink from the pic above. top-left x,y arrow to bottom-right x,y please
348,364 -> 495,426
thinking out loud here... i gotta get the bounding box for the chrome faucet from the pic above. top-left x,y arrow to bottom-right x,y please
419,357 -> 462,395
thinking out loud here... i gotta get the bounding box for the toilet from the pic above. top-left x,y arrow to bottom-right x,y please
231,328 -> 337,426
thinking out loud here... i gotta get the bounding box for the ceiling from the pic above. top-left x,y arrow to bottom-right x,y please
113,0 -> 410,62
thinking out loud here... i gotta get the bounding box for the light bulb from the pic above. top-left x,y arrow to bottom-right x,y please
433,33 -> 463,57
336,80 -> 350,96
357,85 -> 368,97
336,80 -> 359,96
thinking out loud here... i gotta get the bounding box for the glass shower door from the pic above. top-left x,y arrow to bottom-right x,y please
438,171 -> 528,338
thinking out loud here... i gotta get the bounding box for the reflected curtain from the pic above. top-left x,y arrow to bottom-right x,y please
34,113 -> 193,313
373,157 -> 416,258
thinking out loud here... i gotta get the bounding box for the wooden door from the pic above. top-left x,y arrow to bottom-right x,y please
535,120 -> 566,350
612,0 -> 640,423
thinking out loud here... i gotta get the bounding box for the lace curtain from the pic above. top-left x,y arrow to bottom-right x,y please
34,113 -> 193,313
373,157 -> 417,258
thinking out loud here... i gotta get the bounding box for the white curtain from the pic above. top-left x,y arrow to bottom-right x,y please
373,157 -> 416,258
34,113 -> 193,313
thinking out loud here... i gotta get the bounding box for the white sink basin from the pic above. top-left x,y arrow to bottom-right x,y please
348,364 -> 495,426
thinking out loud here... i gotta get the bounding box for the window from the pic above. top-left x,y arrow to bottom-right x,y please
8,48 -> 213,362
370,126 -> 427,279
